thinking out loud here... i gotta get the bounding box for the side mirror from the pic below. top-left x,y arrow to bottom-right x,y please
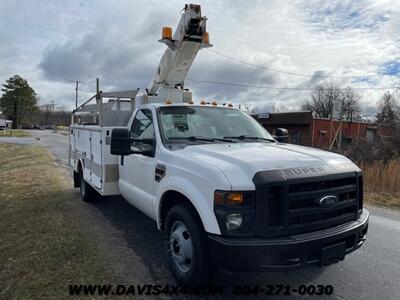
111,128 -> 132,155
274,128 -> 289,143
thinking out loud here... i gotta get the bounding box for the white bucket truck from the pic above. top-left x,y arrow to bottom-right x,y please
69,4 -> 369,285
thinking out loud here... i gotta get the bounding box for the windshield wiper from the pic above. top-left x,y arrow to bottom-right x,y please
168,136 -> 237,143
224,135 -> 275,142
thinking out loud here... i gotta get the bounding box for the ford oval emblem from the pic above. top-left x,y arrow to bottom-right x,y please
318,195 -> 337,207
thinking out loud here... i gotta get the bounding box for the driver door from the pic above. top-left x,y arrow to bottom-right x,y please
119,109 -> 156,218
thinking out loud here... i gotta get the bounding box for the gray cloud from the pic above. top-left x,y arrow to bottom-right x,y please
188,55 -> 281,99
0,0 -> 397,112
38,7 -> 175,92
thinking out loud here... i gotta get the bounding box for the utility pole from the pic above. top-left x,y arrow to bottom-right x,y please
338,99 -> 344,151
69,80 -> 84,109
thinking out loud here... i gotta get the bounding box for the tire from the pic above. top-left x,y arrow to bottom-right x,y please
79,168 -> 98,202
164,204 -> 214,286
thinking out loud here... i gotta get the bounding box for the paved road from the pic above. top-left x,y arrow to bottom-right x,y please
0,130 -> 69,166
2,130 -> 399,299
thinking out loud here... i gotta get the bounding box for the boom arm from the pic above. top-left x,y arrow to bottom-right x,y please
147,4 -> 212,97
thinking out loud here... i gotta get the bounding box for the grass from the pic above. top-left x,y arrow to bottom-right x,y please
0,129 -> 30,137
0,144 -> 112,299
360,160 -> 400,209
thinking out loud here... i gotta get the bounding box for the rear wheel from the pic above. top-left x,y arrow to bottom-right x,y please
79,168 -> 98,202
164,204 -> 214,285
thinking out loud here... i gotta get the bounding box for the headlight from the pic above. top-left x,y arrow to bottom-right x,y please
226,213 -> 243,231
214,190 -> 255,236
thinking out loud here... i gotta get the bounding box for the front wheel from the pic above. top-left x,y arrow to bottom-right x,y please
164,204 -> 214,286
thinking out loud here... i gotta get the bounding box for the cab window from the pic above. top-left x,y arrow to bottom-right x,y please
131,109 -> 154,139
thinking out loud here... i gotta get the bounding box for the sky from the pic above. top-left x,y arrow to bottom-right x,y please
0,0 -> 399,115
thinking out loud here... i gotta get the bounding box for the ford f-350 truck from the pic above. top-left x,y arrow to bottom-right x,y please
69,4 -> 369,285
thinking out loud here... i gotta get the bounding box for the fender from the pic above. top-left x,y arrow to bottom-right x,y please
76,158 -> 84,173
156,175 -> 222,235
76,157 -> 91,182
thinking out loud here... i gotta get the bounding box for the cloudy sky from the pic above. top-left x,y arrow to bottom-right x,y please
0,0 -> 399,114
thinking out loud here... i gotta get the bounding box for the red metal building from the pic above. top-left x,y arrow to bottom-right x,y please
253,111 -> 390,149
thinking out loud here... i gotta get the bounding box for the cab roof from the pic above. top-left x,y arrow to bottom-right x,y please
139,102 -> 239,110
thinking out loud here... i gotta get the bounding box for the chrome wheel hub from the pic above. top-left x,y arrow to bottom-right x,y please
169,221 -> 193,273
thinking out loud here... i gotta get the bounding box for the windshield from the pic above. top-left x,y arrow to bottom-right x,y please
158,106 -> 274,143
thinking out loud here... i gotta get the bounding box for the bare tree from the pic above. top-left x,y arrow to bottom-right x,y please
301,84 -> 362,120
376,91 -> 399,124
241,103 -> 255,115
341,87 -> 362,121
301,85 -> 339,118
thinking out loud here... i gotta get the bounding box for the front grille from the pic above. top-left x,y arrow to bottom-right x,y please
260,172 -> 361,237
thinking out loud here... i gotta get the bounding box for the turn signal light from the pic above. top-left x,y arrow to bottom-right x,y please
162,27 -> 172,39
228,192 -> 243,203
214,191 -> 244,206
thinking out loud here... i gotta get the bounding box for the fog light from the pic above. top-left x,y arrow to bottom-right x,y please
226,213 -> 243,231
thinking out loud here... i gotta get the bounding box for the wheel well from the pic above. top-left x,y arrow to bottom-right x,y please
159,191 -> 204,231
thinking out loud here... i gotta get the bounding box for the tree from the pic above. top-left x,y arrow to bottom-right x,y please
376,91 -> 399,124
341,87 -> 362,121
0,75 -> 38,128
301,84 -> 362,120
241,103 -> 255,115
32,109 -> 71,127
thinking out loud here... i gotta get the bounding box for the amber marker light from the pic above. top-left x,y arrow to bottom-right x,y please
203,32 -> 210,44
214,191 -> 244,206
162,27 -> 172,39
227,192 -> 243,204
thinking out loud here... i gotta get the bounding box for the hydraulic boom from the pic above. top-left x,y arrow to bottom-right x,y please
146,4 -> 212,102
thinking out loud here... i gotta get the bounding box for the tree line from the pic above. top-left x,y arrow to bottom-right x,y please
0,75 -> 71,128
1,75 -> 399,129
301,83 -> 400,125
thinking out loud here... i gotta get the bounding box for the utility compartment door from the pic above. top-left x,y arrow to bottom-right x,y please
76,129 -> 92,181
69,128 -> 75,168
90,131 -> 103,189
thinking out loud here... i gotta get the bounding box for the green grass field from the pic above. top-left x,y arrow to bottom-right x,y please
0,144 -> 112,299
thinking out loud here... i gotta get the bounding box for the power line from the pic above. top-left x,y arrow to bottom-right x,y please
187,78 -> 398,91
207,48 -> 390,79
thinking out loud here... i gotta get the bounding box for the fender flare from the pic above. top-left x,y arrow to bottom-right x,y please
156,177 -> 221,235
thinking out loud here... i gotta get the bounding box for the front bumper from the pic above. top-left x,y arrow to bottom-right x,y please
208,209 -> 369,272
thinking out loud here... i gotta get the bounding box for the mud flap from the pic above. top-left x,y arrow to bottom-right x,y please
73,171 -> 80,188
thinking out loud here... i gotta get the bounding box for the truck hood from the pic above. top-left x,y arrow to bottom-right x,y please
176,142 -> 357,189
